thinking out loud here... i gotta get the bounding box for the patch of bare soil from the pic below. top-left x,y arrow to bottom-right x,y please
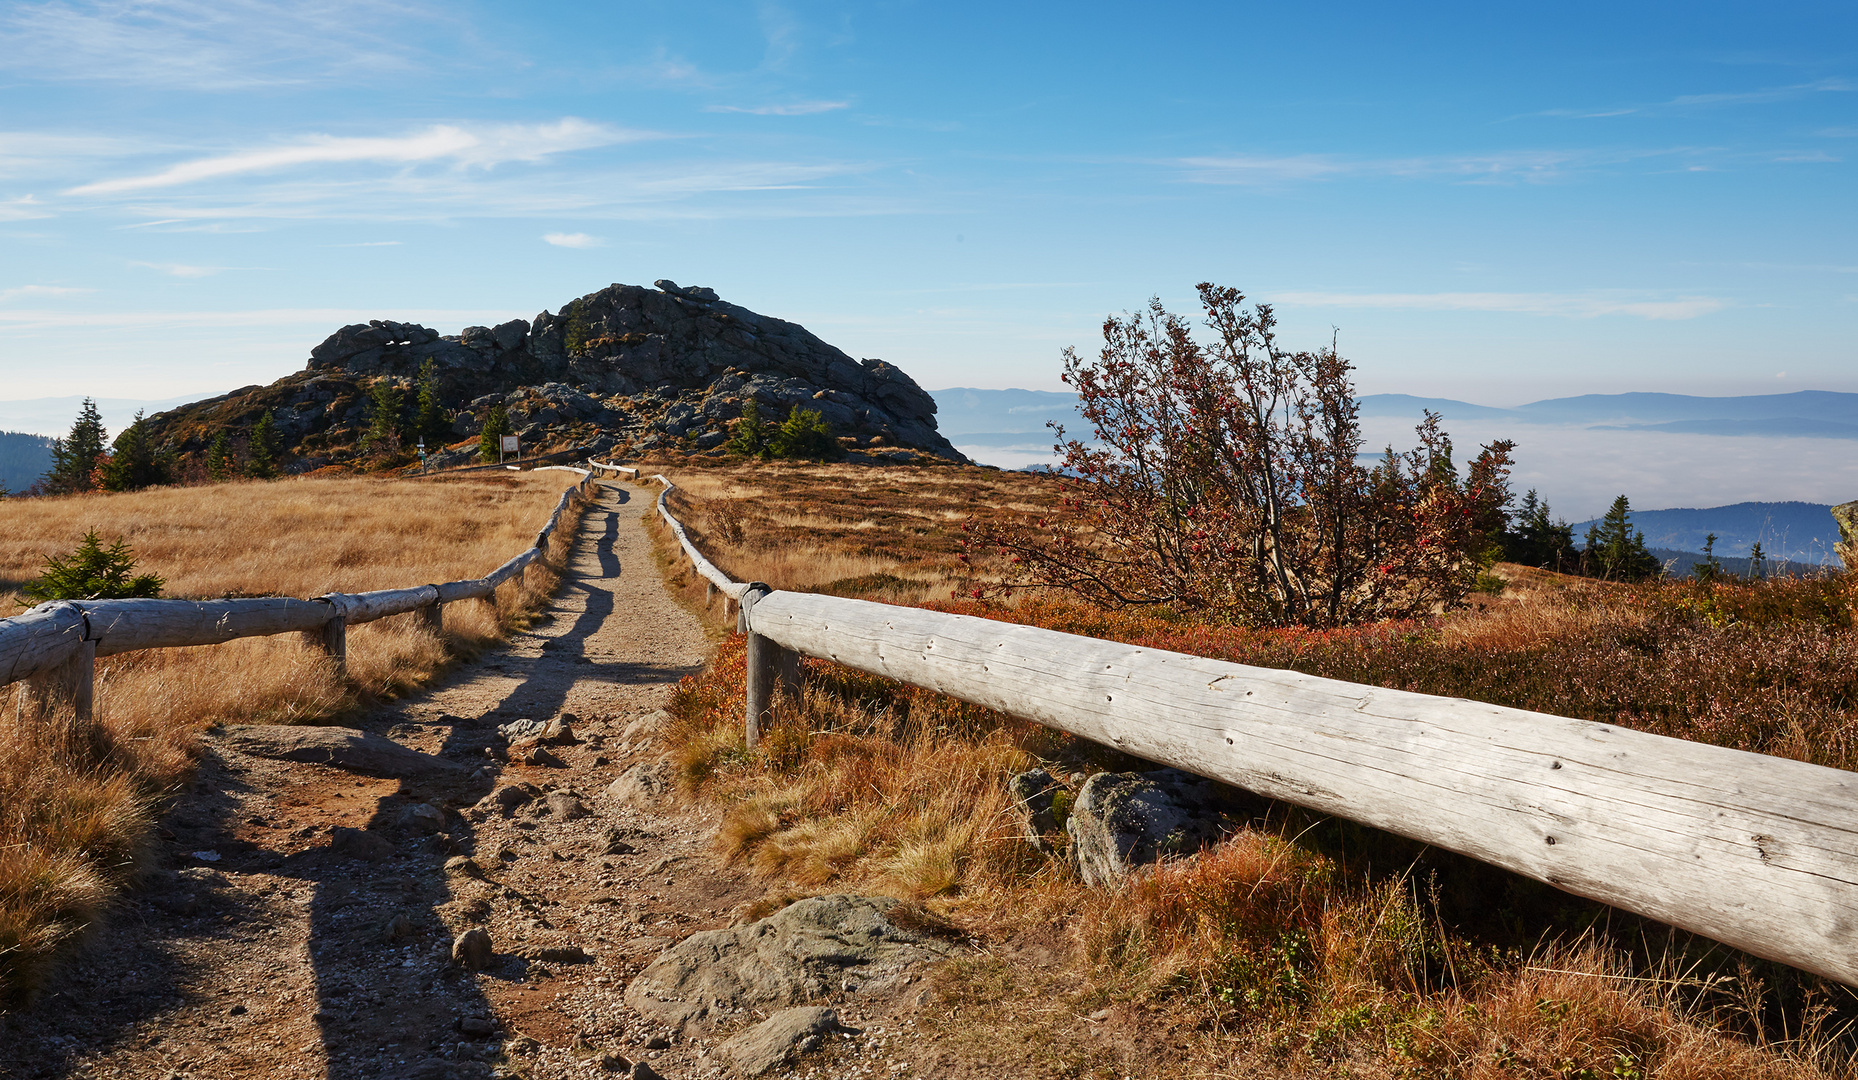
0,478 -> 1161,1080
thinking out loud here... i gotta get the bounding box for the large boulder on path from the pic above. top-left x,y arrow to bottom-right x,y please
623,895 -> 952,1032
1066,768 -> 1254,886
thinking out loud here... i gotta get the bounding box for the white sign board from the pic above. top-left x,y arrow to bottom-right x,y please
500,435 -> 520,453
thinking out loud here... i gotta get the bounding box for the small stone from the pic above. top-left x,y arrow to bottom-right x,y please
329,826 -> 393,863
398,803 -> 447,834
597,1052 -> 631,1072
643,1035 -> 672,1050
498,718 -> 547,742
382,912 -> 412,943
546,792 -> 591,819
458,1015 -> 496,1037
228,1003 -> 247,1016
525,746 -> 567,768
715,1007 -> 849,1076
630,1063 -> 665,1080
541,717 -> 578,744
453,927 -> 493,971
444,855 -> 484,879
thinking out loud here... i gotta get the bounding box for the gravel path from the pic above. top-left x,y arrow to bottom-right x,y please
0,478 -> 769,1080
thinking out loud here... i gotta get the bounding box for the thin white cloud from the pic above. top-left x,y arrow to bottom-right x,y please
67,119 -> 649,196
0,195 -> 52,221
542,232 -> 602,248
130,261 -> 234,277
0,285 -> 92,302
708,100 -> 850,116
321,240 -> 403,247
0,306 -> 517,331
0,0 -> 468,90
1535,78 -> 1852,119
1174,148 -> 1644,185
1274,291 -> 1728,321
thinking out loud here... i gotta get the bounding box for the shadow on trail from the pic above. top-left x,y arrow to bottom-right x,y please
0,478 -> 653,1080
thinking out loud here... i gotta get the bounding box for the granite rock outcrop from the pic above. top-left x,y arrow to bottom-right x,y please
139,280 -> 963,472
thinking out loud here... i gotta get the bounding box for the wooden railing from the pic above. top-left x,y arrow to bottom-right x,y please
619,463 -> 1858,990
1,468 -> 599,726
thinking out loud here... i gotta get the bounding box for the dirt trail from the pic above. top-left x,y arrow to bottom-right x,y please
0,478 -> 772,1080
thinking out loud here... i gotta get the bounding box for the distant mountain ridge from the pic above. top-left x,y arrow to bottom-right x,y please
936,388 -> 1858,441
1570,501 -> 1839,564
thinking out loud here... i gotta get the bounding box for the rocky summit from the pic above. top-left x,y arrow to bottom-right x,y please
141,280 -> 964,472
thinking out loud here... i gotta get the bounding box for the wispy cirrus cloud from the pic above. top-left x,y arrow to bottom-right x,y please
707,100 -> 850,116
542,232 -> 602,248
130,261 -> 240,277
0,284 -> 91,302
1174,148 -> 1660,185
0,0 -> 473,90
0,195 -> 53,220
67,119 -> 649,196
1274,290 -> 1728,321
1533,77 -> 1853,119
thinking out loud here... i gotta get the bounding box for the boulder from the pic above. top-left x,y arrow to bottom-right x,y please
715,1007 -> 852,1077
453,928 -> 494,971
604,759 -> 670,804
1008,767 -> 1066,853
622,895 -> 953,1032
1066,768 -> 1253,886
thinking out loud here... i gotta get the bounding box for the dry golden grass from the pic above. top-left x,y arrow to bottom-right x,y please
653,460 -> 1858,1080
0,470 -> 586,1004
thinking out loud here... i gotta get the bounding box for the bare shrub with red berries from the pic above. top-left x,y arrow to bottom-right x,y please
970,283 -> 1515,627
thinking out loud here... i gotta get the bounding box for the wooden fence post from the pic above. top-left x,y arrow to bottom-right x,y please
318,616 -> 347,680
740,583 -> 785,750
419,601 -> 443,635
18,638 -> 95,747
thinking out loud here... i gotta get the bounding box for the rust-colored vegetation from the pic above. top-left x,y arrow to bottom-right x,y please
0,471 -> 583,1003
657,459 -> 1858,1079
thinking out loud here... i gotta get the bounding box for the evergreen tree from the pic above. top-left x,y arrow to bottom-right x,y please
768,406 -> 843,460
725,398 -> 769,458
41,397 -> 107,494
478,405 -> 512,463
1582,495 -> 1661,581
23,530 -> 163,601
102,410 -> 168,491
413,358 -> 450,450
362,377 -> 407,452
562,298 -> 592,355
1502,488 -> 1576,570
1748,541 -> 1768,581
1695,533 -> 1724,584
206,430 -> 235,481
247,412 -> 283,479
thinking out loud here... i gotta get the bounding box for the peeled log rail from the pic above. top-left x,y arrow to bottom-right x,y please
0,467 -> 597,690
742,589 -> 1858,988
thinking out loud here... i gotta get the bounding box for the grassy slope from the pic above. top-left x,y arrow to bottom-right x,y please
648,457 -> 1858,1080
0,471 -> 585,1004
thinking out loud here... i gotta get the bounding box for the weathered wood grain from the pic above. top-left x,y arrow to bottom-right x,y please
743,589 -> 1858,988
79,597 -> 335,655
0,602 -> 84,685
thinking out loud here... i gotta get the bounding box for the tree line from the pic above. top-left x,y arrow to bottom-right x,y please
12,398 -> 286,498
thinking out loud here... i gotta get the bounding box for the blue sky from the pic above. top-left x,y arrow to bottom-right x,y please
2,0 -> 1854,404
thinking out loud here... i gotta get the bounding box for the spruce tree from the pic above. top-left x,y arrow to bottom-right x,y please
726,398 -> 769,457
478,405 -> 512,463
103,410 -> 167,491
247,412 -> 282,479
23,530 -> 163,600
1582,495 -> 1661,581
362,378 -> 406,453
42,397 -> 107,494
206,430 -> 235,481
414,358 -> 450,450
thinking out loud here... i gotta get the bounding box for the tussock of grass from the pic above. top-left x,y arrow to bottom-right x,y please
0,471 -> 584,1004
654,461 -> 1858,1077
